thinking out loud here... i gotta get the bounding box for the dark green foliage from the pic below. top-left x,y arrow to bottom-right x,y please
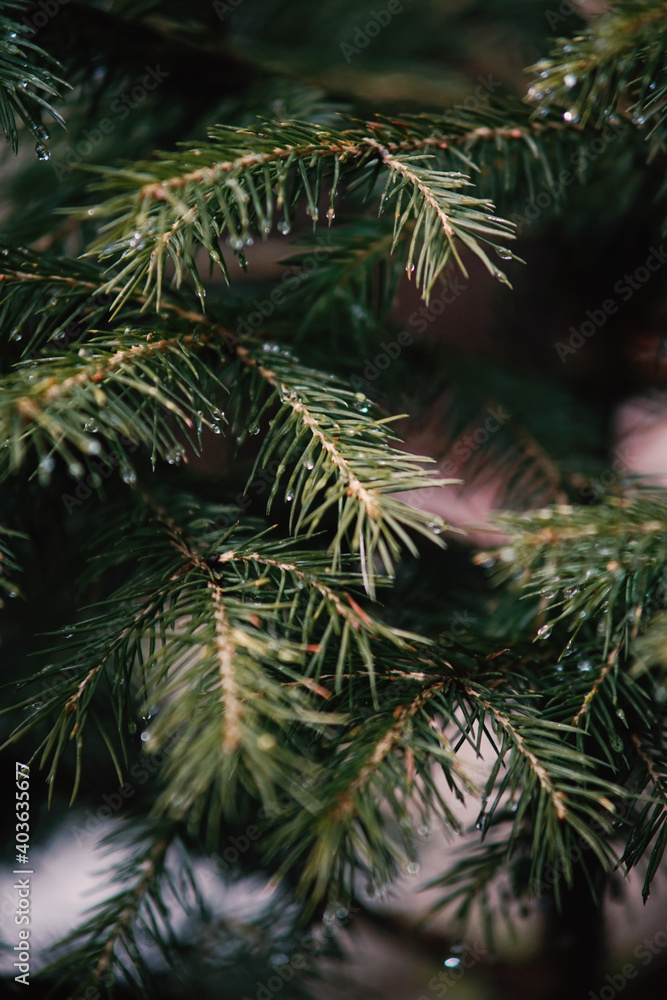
3,1 -> 667,996
0,0 -> 65,153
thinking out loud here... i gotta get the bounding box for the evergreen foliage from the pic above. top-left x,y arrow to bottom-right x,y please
2,1 -> 667,996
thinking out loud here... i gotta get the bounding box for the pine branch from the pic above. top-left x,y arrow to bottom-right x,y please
525,0 -> 667,141
459,680 -> 619,867
277,221 -> 401,347
0,326 -> 227,479
0,0 -> 66,154
332,679 -> 451,820
41,814 -> 329,998
423,838 -> 516,943
0,252 -> 453,594
352,100 -> 600,213
230,342 -> 454,596
2,492 -> 426,817
571,647 -> 619,729
42,819 -> 193,994
266,674 -> 470,907
79,117 -> 518,308
2,584 -> 171,800
366,138 -> 517,298
0,250 -> 148,359
621,728 -> 667,901
420,671 -> 625,930
264,659 -> 623,912
489,494 -> 667,659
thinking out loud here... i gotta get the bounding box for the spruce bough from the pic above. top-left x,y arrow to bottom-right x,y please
2,1 -> 667,995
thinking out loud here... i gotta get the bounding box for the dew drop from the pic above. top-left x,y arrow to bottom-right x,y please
277,220 -> 291,236
165,444 -> 185,465
285,489 -> 295,502
537,625 -> 552,639
68,461 -> 84,478
39,456 -> 56,474
34,124 -> 50,142
563,110 -> 580,123
35,143 -> 50,161
128,231 -> 144,248
406,862 -> 420,875
564,73 -> 577,89
444,957 -> 461,968
85,438 -> 102,455
140,730 -> 151,742
119,461 -> 137,485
